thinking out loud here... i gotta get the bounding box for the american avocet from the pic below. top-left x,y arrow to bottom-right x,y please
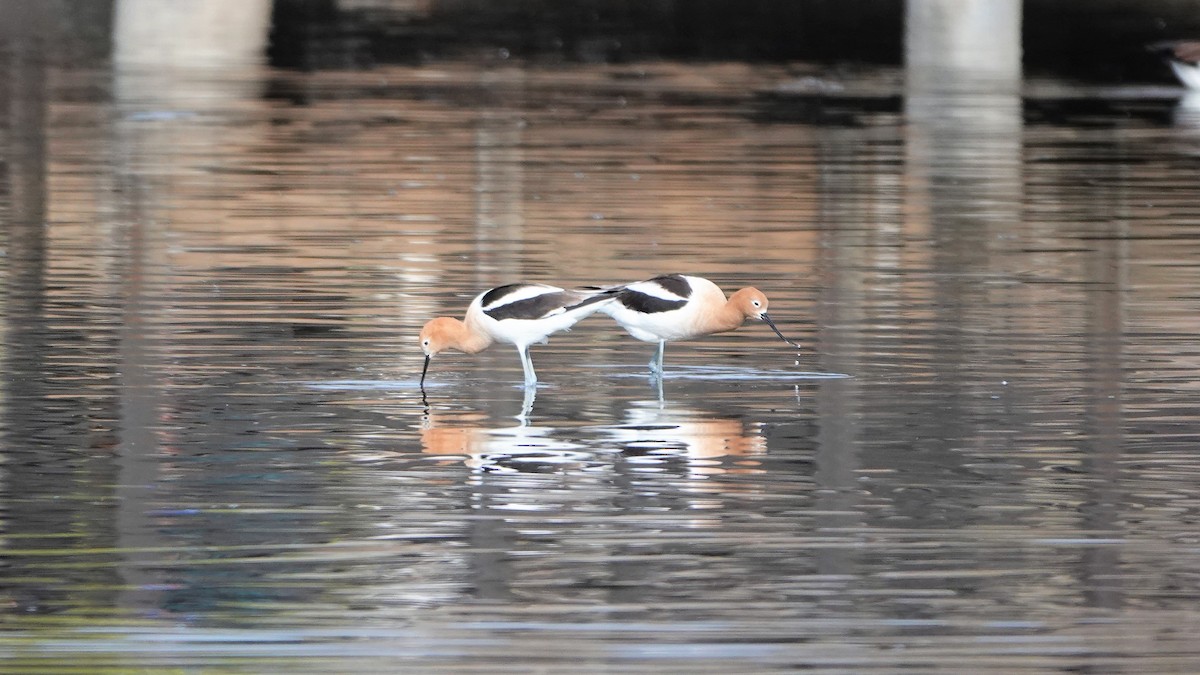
597,273 -> 800,377
1149,40 -> 1200,89
419,282 -> 614,388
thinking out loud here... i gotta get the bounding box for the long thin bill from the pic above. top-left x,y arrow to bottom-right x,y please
761,313 -> 801,349
420,354 -> 431,386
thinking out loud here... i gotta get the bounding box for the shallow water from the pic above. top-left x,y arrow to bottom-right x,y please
2,47 -> 1200,673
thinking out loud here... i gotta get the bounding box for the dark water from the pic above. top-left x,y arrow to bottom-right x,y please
3,36 -> 1200,675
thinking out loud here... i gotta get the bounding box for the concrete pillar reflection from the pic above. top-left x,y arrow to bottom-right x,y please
109,0 -> 271,614
474,68 -> 527,286
903,0 -> 1024,384
809,129 -> 872,608
0,0 -> 58,614
903,0 -> 1026,577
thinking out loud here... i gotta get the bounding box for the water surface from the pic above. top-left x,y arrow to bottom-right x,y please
2,54 -> 1200,672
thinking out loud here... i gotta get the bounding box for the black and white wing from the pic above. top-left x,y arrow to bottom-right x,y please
614,274 -> 692,314
480,283 -> 588,321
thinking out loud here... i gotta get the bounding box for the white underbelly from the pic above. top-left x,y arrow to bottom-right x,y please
606,305 -> 699,343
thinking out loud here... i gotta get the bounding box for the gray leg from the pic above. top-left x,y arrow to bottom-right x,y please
518,386 -> 536,421
518,345 -> 537,387
648,340 -> 665,377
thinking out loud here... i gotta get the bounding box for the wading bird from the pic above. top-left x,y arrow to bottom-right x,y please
419,283 -> 614,388
596,273 -> 800,377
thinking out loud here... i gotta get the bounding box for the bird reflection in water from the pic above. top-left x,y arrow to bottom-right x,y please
604,399 -> 767,478
420,388 -> 590,472
420,386 -> 766,479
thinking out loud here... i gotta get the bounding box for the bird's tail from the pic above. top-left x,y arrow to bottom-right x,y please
564,284 -> 624,314
564,282 -> 628,317
575,282 -> 625,293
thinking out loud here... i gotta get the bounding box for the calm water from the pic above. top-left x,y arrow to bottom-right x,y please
2,52 -> 1200,672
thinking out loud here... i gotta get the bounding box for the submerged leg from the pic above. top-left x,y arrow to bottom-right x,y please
648,340 -> 666,378
517,344 -> 537,387
518,386 -> 536,421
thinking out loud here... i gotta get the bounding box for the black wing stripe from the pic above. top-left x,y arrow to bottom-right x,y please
485,291 -> 575,321
647,274 -> 692,299
619,290 -> 688,315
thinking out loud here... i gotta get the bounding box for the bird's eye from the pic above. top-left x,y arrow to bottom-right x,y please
752,300 -> 761,307
422,339 -> 430,347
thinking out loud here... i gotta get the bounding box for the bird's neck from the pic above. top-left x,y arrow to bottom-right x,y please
453,318 -> 493,354
704,299 -> 748,334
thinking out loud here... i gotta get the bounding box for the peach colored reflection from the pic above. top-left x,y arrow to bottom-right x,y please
420,392 -> 587,471
607,400 -> 767,474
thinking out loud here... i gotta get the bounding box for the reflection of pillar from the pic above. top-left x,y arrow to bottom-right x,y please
467,474 -> 517,602
1077,144 -> 1127,612
1080,234 -> 1124,611
109,0 -> 271,614
474,69 -> 527,285
811,133 -> 867,592
901,0 -> 1027,579
0,0 -> 55,614
111,174 -> 164,614
903,0 -> 1024,429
